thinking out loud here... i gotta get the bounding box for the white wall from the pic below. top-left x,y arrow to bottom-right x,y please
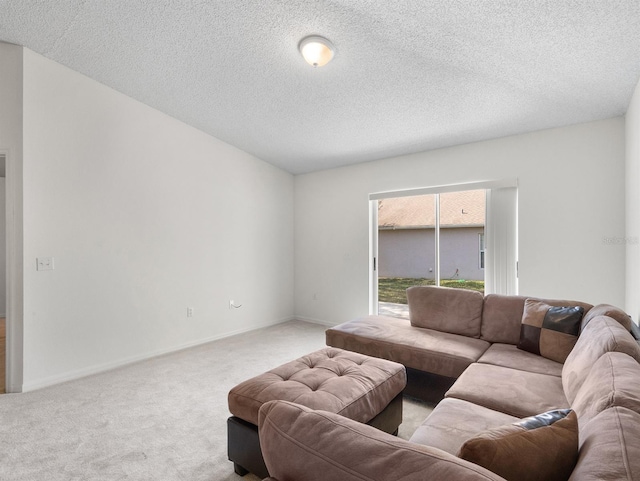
295,119 -> 626,325
626,78 -> 640,325
21,49 -> 294,390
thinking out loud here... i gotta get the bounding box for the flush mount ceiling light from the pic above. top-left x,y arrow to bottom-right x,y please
299,35 -> 335,67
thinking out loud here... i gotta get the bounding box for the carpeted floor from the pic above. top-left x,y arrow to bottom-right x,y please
0,320 -> 433,481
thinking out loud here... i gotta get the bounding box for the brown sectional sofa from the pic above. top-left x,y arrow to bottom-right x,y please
257,286 -> 640,480
326,287 -> 605,393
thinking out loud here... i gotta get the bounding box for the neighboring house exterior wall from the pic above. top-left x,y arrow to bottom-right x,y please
379,227 -> 485,281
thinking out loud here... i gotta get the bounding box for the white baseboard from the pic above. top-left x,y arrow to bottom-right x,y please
21,316 -> 295,392
293,315 -> 338,327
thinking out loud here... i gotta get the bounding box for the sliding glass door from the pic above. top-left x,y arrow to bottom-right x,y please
370,180 -> 517,318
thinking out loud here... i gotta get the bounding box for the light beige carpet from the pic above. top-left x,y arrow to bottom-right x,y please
0,320 -> 433,480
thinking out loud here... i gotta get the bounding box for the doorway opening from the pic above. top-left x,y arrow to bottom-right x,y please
376,190 -> 486,318
0,154 -> 5,393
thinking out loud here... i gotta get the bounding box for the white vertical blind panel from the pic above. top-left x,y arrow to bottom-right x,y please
485,187 -> 518,295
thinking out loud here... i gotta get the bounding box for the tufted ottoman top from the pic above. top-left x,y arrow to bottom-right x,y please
228,347 -> 406,426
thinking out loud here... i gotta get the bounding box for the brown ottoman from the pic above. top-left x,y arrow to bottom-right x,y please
227,347 -> 407,478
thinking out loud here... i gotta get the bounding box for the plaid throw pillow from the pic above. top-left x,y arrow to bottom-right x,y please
518,299 -> 585,363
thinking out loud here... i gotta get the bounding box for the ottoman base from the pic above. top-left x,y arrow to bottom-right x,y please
405,367 -> 456,404
228,391 -> 404,478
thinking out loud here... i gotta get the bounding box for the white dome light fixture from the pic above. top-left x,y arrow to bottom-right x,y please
299,35 -> 335,68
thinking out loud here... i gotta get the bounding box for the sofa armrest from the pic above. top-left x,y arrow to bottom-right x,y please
258,400 -> 505,481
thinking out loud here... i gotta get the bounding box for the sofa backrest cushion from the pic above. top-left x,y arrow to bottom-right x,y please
407,286 -> 484,338
562,316 -> 640,404
569,406 -> 640,481
570,352 -> 640,426
481,295 -> 529,344
258,400 -> 505,481
481,295 -> 593,344
581,304 -> 633,332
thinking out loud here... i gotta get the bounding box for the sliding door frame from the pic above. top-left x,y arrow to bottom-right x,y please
2,149 -> 24,393
369,179 -> 517,315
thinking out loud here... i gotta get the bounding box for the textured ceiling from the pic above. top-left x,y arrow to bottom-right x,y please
1,1 -> 639,174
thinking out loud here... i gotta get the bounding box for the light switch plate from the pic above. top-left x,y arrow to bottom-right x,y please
36,257 -> 54,271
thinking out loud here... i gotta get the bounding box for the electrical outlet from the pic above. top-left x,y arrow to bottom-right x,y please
36,257 -> 54,271
187,307 -> 194,317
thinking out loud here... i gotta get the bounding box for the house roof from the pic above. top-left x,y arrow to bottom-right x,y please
378,190 -> 485,229
1,2 -> 639,174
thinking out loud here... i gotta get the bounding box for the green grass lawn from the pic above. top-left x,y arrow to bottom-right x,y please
378,277 -> 485,304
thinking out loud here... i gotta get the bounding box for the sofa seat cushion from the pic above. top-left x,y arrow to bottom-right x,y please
569,407 -> 640,481
409,398 -> 519,456
258,400 -> 506,481
562,316 -> 640,404
228,347 -> 406,426
407,286 -> 484,338
326,316 -> 490,378
445,363 -> 568,418
571,352 -> 640,426
477,343 -> 563,377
